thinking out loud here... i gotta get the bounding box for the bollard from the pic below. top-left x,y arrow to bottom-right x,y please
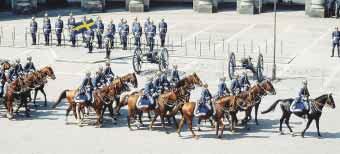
194,36 -> 197,50
280,40 -> 283,56
180,34 -> 183,47
25,27 -> 27,47
199,41 -> 202,56
236,40 -> 239,53
213,43 -> 216,57
265,40 -> 268,54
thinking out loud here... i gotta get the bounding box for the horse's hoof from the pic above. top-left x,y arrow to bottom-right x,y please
218,135 -> 222,139
279,132 -> 284,135
198,129 -> 201,132
194,135 -> 200,140
166,131 -> 170,134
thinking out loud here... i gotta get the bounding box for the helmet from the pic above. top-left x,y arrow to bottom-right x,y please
58,15 -> 61,19
15,59 -> 20,63
120,18 -> 124,22
110,19 -> 113,24
44,12 -> 48,17
134,17 -> 138,21
157,71 -> 162,76
98,66 -> 103,72
147,17 -> 150,21
69,12 -> 73,16
106,61 -> 110,66
203,83 -> 208,88
220,76 -> 226,81
150,20 -> 154,24
302,80 -> 307,85
235,74 -> 240,79
86,71 -> 91,77
173,64 -> 178,69
27,56 -> 32,61
242,71 -> 247,76
161,18 -> 165,22
32,16 -> 35,20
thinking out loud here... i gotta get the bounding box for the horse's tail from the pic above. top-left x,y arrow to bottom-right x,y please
119,91 -> 131,106
52,89 -> 68,109
261,99 -> 282,114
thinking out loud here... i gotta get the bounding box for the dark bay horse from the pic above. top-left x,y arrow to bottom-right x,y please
176,95 -> 248,139
261,94 -> 335,137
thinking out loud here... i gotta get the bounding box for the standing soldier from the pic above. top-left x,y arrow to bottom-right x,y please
95,16 -> 104,49
331,26 -> 340,57
30,16 -> 38,45
107,19 -> 116,49
55,15 -> 64,46
85,28 -> 94,53
132,18 -> 142,48
70,26 -> 76,47
67,12 -> 76,41
104,27 -> 112,58
144,17 -> 151,46
147,20 -> 156,53
121,19 -> 129,50
43,13 -> 51,46
158,18 -> 167,47
81,16 -> 87,42
118,18 -> 124,45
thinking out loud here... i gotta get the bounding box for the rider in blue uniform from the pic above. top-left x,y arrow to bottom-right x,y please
170,64 -> 180,86
14,59 -> 24,77
93,67 -> 105,89
153,72 -> 162,94
104,61 -> 114,84
140,77 -> 157,109
24,56 -> 36,73
230,75 -> 241,95
0,65 -> 6,97
159,73 -> 170,93
76,71 -> 94,104
216,76 -> 230,99
195,83 -> 214,116
290,80 -> 310,114
239,72 -> 251,92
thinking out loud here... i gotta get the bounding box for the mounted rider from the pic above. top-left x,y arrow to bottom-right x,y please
75,71 -> 94,105
239,72 -> 251,92
230,74 -> 241,95
195,83 -> 214,116
170,64 -> 180,86
153,71 -> 163,94
93,67 -> 105,89
137,77 -> 157,109
0,65 -> 6,97
290,80 -> 310,114
24,56 -> 36,74
104,61 -> 115,84
159,73 -> 170,93
216,76 -> 230,99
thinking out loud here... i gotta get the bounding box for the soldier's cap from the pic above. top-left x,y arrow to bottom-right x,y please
27,56 -> 32,60
44,12 -> 48,17
58,15 -> 61,18
69,12 -> 73,16
203,83 -> 208,88
220,76 -> 226,81
86,71 -> 91,76
173,64 -> 178,68
16,59 -> 20,63
106,61 -> 110,65
32,16 -> 35,20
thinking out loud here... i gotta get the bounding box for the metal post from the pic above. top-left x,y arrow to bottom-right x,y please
236,40 -> 239,53
199,41 -> 202,56
243,44 -> 246,58
180,34 -> 183,47
265,40 -> 268,54
25,27 -> 27,47
280,40 -> 283,56
251,40 -> 253,53
272,0 -> 278,80
194,36 -> 197,50
213,43 -> 216,57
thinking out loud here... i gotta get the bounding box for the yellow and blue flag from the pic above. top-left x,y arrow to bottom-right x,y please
72,19 -> 97,34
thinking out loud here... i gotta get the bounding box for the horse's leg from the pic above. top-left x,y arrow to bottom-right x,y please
209,118 -> 215,128
285,113 -> 293,134
215,119 -> 220,136
76,104 -> 82,127
138,111 -> 144,127
188,118 -> 198,139
230,112 -> 237,133
40,88 -> 47,107
254,103 -> 260,125
218,119 -> 225,138
176,117 -> 185,137
72,103 -> 77,120
15,100 -> 24,113
301,118 -> 313,138
160,114 -> 169,134
197,118 -> 202,131
149,113 -> 159,131
279,112 -> 285,135
108,104 -> 117,125
24,98 -> 30,117
172,116 -> 178,129
65,105 -> 72,124
101,105 -> 107,120
33,89 -> 38,108
147,111 -> 152,121
315,117 -> 321,137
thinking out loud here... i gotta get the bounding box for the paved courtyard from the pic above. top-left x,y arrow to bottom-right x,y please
0,8 -> 340,154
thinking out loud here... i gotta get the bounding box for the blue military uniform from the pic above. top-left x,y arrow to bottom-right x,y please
107,23 -> 116,48
170,69 -> 180,84
331,30 -> 340,57
230,78 -> 241,95
8,68 -> 18,81
147,24 -> 156,52
70,27 -> 76,47
0,69 -> 6,97
67,16 -> 76,42
158,20 -> 167,47
96,20 -> 104,49
118,21 -> 123,45
121,23 -> 129,50
239,75 -> 250,91
93,72 -> 106,89
55,18 -> 64,46
159,74 -> 170,92
85,29 -> 94,51
77,77 -> 94,103
217,82 -> 230,98
104,66 -> 114,83
196,87 -> 213,115
132,22 -> 142,47
30,19 -> 38,45
24,62 -> 36,73
290,86 -> 310,113
144,20 -> 151,46
43,17 -> 51,45
140,79 -> 156,108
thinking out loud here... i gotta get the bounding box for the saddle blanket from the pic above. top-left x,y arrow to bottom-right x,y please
137,95 -> 153,109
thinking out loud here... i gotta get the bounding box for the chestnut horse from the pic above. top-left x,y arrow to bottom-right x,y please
176,95 -> 248,139
4,77 -> 28,119
0,60 -> 11,70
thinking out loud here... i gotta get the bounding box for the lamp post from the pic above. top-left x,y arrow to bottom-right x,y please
272,0 -> 277,80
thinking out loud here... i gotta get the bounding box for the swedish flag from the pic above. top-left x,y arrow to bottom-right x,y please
72,19 -> 97,34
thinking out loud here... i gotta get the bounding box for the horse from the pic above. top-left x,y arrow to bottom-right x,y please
261,93 -> 336,137
176,95 -> 249,139
0,60 -> 11,70
31,66 -> 56,107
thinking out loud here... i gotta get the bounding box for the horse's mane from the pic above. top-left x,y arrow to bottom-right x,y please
314,94 -> 328,101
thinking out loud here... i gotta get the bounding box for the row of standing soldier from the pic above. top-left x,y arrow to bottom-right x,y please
29,13 -> 168,53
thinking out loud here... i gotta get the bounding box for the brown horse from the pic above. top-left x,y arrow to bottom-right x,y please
176,95 -> 248,139
0,60 -> 11,70
5,66 -> 56,118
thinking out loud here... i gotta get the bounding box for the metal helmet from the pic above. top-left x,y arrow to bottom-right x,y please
86,71 -> 91,77
32,16 -> 35,20
203,83 -> 208,88
236,74 -> 240,79
106,61 -> 110,66
27,56 -> 32,61
161,18 -> 165,22
58,15 -> 61,19
157,71 -> 162,76
134,17 -> 138,21
120,18 -> 124,22
242,71 -> 247,76
302,80 -> 307,85
98,66 -> 103,72
147,17 -> 150,21
15,59 -> 20,63
44,12 -> 48,17
150,20 -> 154,25
69,12 -> 73,16
173,64 -> 178,69
220,76 -> 226,81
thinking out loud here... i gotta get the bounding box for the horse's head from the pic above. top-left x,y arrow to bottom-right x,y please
41,66 -> 56,80
252,83 -> 267,97
1,61 -> 11,71
326,93 -> 336,109
191,72 -> 203,87
234,96 -> 249,110
260,79 -> 276,95
129,73 -> 138,88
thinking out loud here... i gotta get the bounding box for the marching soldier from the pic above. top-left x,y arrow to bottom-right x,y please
144,17 -> 151,46
107,19 -> 116,49
30,16 -> 38,45
158,18 -> 167,47
331,26 -> 340,57
55,15 -> 64,46
95,16 -> 104,49
67,12 -> 76,41
147,20 -> 157,52
121,19 -> 129,50
132,18 -> 142,48
118,18 -> 124,45
43,13 -> 51,46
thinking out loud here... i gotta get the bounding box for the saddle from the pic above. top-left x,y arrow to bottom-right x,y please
195,102 -> 212,117
136,94 -> 154,109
